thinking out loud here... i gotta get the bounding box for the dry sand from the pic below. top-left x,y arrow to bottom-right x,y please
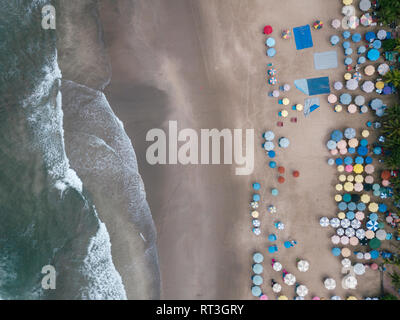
99,0 -> 397,299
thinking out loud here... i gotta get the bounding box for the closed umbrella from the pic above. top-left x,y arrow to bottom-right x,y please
297,260 -> 310,272
272,283 -> 282,293
324,278 -> 336,290
296,285 -> 309,297
284,273 -> 296,286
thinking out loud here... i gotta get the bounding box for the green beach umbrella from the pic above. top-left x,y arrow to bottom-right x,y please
369,238 -> 381,249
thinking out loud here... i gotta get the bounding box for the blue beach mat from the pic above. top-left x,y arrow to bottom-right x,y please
304,98 -> 320,117
293,25 -> 314,50
314,51 -> 338,70
294,77 -> 331,96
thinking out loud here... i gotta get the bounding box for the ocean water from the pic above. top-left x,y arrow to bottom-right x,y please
0,0 -> 127,299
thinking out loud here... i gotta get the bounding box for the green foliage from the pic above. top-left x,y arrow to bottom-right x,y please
382,39 -> 397,52
377,0 -> 400,26
390,272 -> 400,290
381,294 -> 398,300
384,69 -> 400,88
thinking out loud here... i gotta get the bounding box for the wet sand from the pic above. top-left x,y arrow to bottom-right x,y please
99,0 -> 394,299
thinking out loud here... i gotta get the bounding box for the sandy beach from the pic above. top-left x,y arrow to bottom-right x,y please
97,0 -> 397,299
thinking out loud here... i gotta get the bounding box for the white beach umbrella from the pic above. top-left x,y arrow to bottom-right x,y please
273,262 -> 283,272
343,275 -> 358,289
284,273 -> 296,286
296,285 -> 309,297
356,252 -> 364,260
356,229 -> 365,240
346,79 -> 359,90
320,217 -> 330,227
378,63 -> 390,76
331,296 -> 342,300
354,95 -> 365,106
297,260 -> 310,272
331,218 -> 341,228
359,0 -> 371,12
272,283 -> 282,293
324,278 -> 337,290
354,263 -> 366,276
294,296 -> 305,300
342,16 -> 350,30
342,5 -> 356,16
332,235 -> 340,244
334,81 -> 343,90
377,30 -> 387,40
337,228 -> 345,236
351,219 -> 361,229
332,19 -> 341,29
341,218 -> 351,228
342,258 -> 352,268
362,81 -> 374,93
376,229 -> 387,241
345,227 -> 355,238
264,141 -> 275,151
253,228 -> 261,236
250,202 -> 259,209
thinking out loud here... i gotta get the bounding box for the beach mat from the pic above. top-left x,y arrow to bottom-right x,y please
294,77 -> 330,96
304,97 -> 320,117
314,51 -> 338,70
293,25 -> 313,50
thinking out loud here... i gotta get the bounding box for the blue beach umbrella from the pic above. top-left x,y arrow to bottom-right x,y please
343,31 -> 351,39
266,37 -> 276,47
360,139 -> 369,147
378,203 -> 387,213
252,263 -> 263,274
331,130 -> 344,142
372,40 -> 382,49
252,275 -> 263,286
348,147 -> 356,154
268,245 -> 278,253
343,41 -> 351,49
357,202 -> 366,211
268,234 -> 277,242
332,247 -> 341,256
365,156 -> 373,164
370,99 -> 383,110
338,202 -> 348,211
340,93 -> 352,105
358,46 -> 366,54
358,56 -> 366,64
367,220 -> 379,231
355,156 -> 364,164
253,194 -> 261,202
344,157 -> 353,165
352,33 -> 362,43
370,250 -> 379,259
327,140 -> 337,150
345,48 -> 353,56
330,35 -> 340,45
252,286 -> 262,297
357,146 -> 368,156
348,202 -> 357,211
271,188 -> 279,196
345,57 -> 353,65
367,49 -> 380,61
365,31 -> 376,42
373,147 -> 382,155
343,194 -> 352,202
253,183 -> 261,191
268,150 -> 276,158
335,158 -> 343,166
253,253 -> 264,263
267,48 -> 276,57
347,211 -> 355,220
269,161 -> 277,168
344,128 -> 356,139
369,213 -> 378,221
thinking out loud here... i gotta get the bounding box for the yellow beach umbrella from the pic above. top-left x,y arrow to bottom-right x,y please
281,109 -> 289,117
278,295 -> 288,300
376,81 -> 385,90
344,182 -> 354,192
361,194 -> 370,204
337,165 -> 345,173
335,104 -> 343,112
296,104 -> 304,111
353,164 -> 363,174
251,211 -> 259,218
343,0 -> 353,5
344,73 -> 352,81
335,194 -> 343,202
355,175 -> 364,183
362,130 -> 370,138
369,202 -> 378,212
347,175 -> 354,182
336,184 -> 344,192
338,212 -> 346,219
282,98 -> 290,106
347,296 -> 357,300
339,174 -> 347,182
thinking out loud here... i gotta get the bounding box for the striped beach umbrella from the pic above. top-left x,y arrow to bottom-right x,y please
268,77 -> 277,85
366,220 -> 378,231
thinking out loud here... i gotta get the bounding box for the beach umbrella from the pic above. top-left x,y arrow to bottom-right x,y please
264,142 -> 275,151
352,33 -> 361,43
366,230 -> 375,239
361,81 -> 374,93
365,65 -> 375,76
251,211 -> 259,219
345,228 -> 356,238
341,236 -> 350,245
373,40 -> 382,49
347,296 -> 358,300
260,294 -> 269,300
344,128 -> 356,139
383,86 -> 393,95
350,237 -> 359,246
342,248 -> 351,257
332,19 -> 341,29
358,56 -> 366,64
348,16 -> 359,29
297,260 -> 310,272
366,220 -> 378,232
342,258 -> 352,268
272,90 -> 280,97
377,30 -> 387,40
328,94 -> 338,104
284,273 -> 296,286
354,263 -> 366,276
266,37 -> 276,47
272,282 -> 282,293
267,68 -> 277,76
376,81 -> 385,90
331,130 -> 343,142
253,228 -> 261,236
337,228 -> 345,236
331,296 -> 342,300
378,63 -> 389,76
354,95 -> 365,106
313,20 -> 323,30
354,183 -> 363,192
296,285 -> 309,297
358,46 -> 367,54
268,234 -> 277,242
369,238 -> 381,249
331,218 -> 341,228
361,14 -> 373,27
252,275 -> 263,286
264,25 -> 273,34
332,247 -> 341,256
334,81 -> 343,90
353,72 -> 362,81
331,235 -> 340,244
250,201 -> 259,209
346,79 -> 358,90
268,77 -> 277,84
330,35 -> 340,46
369,202 -> 378,213
253,253 -> 264,264
273,262 -> 283,272
365,164 -> 374,174
324,278 -> 336,290
371,99 -> 383,110
376,229 -> 387,241
367,49 -> 380,61
356,229 -> 365,239
267,48 -> 276,57
343,275 -> 357,289
253,263 -> 263,274
268,205 -> 277,214
253,219 -> 261,227
340,93 -> 352,105
344,57 -> 353,66
359,0 -> 371,11
356,252 -> 364,259
283,84 -> 291,92
342,4 -> 355,16
279,137 -> 290,148
281,29 -> 292,40
365,31 -> 376,42
278,295 -> 288,300
341,218 -> 351,228
252,286 -> 262,297
263,130 -> 275,141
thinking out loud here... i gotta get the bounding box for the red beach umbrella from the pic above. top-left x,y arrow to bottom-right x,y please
278,176 -> 285,184
278,166 -> 285,174
264,25 -> 273,35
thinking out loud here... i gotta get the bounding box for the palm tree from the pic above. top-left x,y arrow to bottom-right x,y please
390,272 -> 400,291
384,69 -> 400,88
